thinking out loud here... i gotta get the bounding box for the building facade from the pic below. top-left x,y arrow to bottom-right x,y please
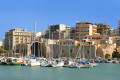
75,21 -> 99,40
43,24 -> 70,39
70,27 -> 76,39
95,23 -> 110,35
4,28 -> 31,51
0,41 -> 3,48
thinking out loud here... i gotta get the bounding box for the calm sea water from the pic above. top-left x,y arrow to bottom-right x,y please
0,63 -> 120,80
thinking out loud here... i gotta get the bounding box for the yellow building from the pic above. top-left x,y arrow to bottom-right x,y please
4,28 -> 31,51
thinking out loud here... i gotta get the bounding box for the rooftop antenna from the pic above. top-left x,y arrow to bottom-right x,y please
34,21 -> 36,34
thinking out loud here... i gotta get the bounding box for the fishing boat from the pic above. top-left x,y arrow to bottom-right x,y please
10,58 -> 24,65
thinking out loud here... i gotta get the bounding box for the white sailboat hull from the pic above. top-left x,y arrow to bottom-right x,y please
30,62 -> 40,66
90,63 -> 98,67
80,64 -> 93,68
68,64 -> 80,68
57,61 -> 64,67
30,59 -> 40,66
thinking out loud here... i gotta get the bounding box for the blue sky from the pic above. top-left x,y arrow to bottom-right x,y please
0,0 -> 120,40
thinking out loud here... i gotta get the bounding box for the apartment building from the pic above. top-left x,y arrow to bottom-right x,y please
75,21 -> 99,40
95,23 -> 110,35
70,27 -> 76,39
4,28 -> 31,51
43,24 -> 70,39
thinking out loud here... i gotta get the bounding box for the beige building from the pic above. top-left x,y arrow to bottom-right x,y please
112,36 -> 120,46
4,28 -> 31,51
83,35 -> 113,45
83,35 -> 115,58
75,21 -> 99,40
0,41 -> 3,47
95,23 -> 110,35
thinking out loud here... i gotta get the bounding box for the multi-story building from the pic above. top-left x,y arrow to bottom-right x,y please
42,29 -> 49,38
95,23 -> 111,35
43,24 -> 70,39
75,21 -> 99,40
4,28 -> 31,51
70,27 -> 76,39
112,29 -> 119,36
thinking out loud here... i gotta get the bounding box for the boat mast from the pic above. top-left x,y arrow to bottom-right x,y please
38,37 -> 39,57
75,39 -> 82,60
69,29 -> 70,59
89,37 -> 92,59
79,40 -> 82,60
82,37 -> 85,59
3,37 -> 4,57
34,21 -> 36,56
52,33 -> 54,59
49,25 -> 50,58
41,37 -> 42,57
31,31 -> 33,56
59,30 -> 60,58
22,29 -> 23,58
8,38 -> 10,57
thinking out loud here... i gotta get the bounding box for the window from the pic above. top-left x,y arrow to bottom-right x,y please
70,49 -> 72,53
62,50 -> 64,53
87,50 -> 89,53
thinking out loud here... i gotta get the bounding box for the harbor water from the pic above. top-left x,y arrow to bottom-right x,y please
0,63 -> 119,80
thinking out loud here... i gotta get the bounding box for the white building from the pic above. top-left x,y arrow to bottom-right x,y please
32,32 -> 41,37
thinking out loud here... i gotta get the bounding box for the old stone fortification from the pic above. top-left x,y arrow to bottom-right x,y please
39,43 -> 96,59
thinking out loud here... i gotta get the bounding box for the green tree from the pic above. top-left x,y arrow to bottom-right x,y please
112,51 -> 120,58
0,48 -> 8,53
0,48 -> 8,56
105,54 -> 111,58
